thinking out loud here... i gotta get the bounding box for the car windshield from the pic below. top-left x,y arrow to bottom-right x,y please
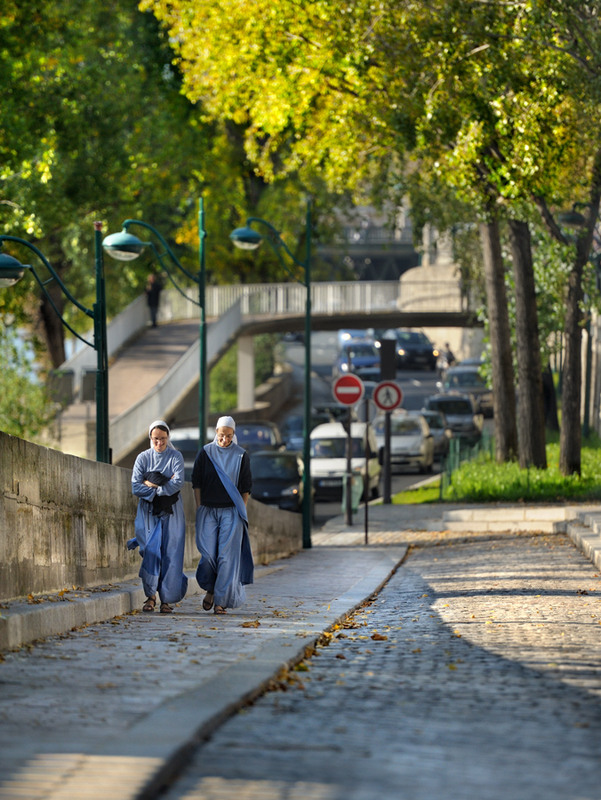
431,399 -> 472,414
374,418 -> 420,436
445,371 -> 486,388
251,455 -> 299,480
237,426 -> 275,445
345,344 -> 377,358
397,331 -> 429,344
311,437 -> 365,458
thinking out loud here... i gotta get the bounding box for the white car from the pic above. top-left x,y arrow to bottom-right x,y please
310,421 -> 381,501
373,411 -> 434,473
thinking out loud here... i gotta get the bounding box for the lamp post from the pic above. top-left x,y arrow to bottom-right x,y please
230,199 -> 312,549
0,224 -> 110,463
102,198 -> 207,446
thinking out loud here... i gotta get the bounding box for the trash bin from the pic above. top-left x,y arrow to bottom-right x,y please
341,469 -> 363,514
81,368 -> 97,402
48,369 -> 74,406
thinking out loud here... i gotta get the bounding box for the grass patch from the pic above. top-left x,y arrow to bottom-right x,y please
390,440 -> 601,505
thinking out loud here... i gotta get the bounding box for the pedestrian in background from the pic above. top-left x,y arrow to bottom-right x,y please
130,420 -> 188,614
145,273 -> 162,328
192,415 -> 254,615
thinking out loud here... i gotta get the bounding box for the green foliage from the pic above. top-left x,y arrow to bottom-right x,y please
445,443 -> 601,503
0,330 -> 55,440
208,334 -> 280,414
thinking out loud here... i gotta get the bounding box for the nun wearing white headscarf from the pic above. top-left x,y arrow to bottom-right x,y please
130,420 -> 188,614
192,415 -> 254,615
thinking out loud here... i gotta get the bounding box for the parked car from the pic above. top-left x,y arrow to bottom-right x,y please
236,420 -> 284,453
337,328 -> 375,348
439,365 -> 494,417
423,393 -> 483,446
420,409 -> 452,460
169,426 -> 212,481
313,402 -> 357,423
333,341 -> 381,381
373,411 -> 434,473
376,329 -> 438,370
280,411 -> 332,451
310,421 -> 381,501
249,450 -> 310,514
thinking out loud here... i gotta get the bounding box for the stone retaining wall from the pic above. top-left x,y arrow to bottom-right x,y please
0,431 -> 302,603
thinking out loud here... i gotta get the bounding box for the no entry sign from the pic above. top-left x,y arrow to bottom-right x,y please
333,374 -> 364,406
373,381 -> 403,411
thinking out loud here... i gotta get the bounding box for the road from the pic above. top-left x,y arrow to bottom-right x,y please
282,331 -> 442,527
160,529 -> 601,800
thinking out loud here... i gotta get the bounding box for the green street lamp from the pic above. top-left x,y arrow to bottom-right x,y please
0,223 -> 110,463
103,198 -> 207,446
230,199 -> 313,549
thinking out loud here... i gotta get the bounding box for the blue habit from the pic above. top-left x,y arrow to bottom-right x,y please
195,441 -> 254,609
131,445 -> 188,604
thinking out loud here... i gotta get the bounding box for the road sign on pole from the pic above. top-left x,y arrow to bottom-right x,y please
373,381 -> 403,412
333,374 -> 365,406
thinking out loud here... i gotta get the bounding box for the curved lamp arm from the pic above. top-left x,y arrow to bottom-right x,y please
0,235 -> 95,349
243,217 -> 308,286
104,220 -> 201,307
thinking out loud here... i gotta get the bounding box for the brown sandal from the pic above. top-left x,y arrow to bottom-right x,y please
202,593 -> 214,611
142,596 -> 156,613
214,605 -> 227,615
160,603 -> 174,614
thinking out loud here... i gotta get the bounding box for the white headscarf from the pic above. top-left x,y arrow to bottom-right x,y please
216,415 -> 236,430
214,415 -> 237,445
148,419 -> 171,444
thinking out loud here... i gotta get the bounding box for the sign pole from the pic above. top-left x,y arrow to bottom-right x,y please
383,410 -> 392,504
372,380 -> 403,506
364,397 -> 369,544
345,406 -> 353,525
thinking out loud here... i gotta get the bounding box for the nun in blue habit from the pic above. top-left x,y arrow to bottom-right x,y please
192,415 -> 254,615
130,420 -> 188,614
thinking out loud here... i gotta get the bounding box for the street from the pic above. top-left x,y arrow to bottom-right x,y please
284,331 -> 443,527
161,530 -> 601,800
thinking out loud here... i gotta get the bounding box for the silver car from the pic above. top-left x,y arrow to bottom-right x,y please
373,411 -> 434,473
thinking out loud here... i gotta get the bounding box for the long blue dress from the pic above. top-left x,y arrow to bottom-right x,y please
131,445 -> 188,604
194,441 -> 254,609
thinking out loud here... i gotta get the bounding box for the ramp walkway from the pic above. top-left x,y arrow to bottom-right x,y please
53,278 -> 471,465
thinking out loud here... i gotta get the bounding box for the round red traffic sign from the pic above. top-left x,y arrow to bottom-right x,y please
373,381 -> 403,411
333,374 -> 365,406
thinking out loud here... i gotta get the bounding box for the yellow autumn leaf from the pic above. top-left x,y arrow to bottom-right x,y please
241,620 -> 260,628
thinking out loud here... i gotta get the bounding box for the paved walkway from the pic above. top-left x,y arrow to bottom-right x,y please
1,503 -> 601,800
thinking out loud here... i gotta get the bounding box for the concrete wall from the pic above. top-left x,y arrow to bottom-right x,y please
0,431 -> 302,603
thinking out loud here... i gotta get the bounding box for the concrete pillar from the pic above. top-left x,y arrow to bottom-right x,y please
237,335 -> 255,410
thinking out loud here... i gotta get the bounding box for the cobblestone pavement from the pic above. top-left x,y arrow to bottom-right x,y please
161,532 -> 601,800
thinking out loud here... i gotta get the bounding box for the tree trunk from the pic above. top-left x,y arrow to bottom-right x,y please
508,218 -> 547,469
559,249 -> 586,475
479,218 -> 519,462
37,283 -> 67,368
542,364 -> 560,431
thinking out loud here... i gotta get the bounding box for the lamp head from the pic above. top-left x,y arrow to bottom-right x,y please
0,252 -> 27,287
102,230 -> 146,261
230,226 -> 262,251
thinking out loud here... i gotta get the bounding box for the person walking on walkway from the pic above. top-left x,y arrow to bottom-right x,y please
130,420 -> 188,614
145,273 -> 162,328
192,415 -> 254,615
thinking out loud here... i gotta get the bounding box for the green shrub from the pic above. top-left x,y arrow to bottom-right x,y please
391,440 -> 601,505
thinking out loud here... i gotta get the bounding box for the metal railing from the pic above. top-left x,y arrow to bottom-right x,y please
439,431 -> 494,500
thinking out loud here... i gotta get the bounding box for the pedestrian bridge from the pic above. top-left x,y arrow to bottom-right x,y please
58,275 -> 478,465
